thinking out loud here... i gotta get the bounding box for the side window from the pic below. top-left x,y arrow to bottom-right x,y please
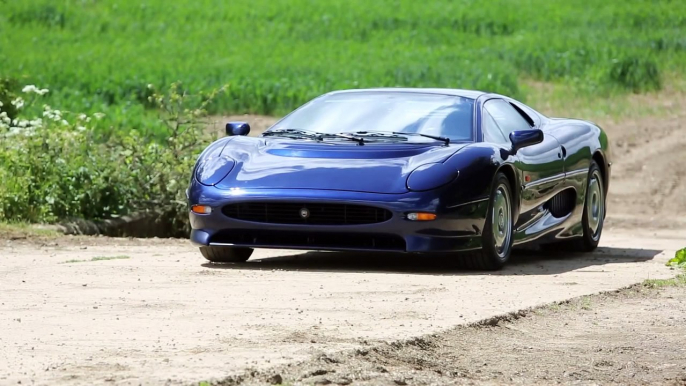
508,102 -> 536,127
484,99 -> 532,138
482,110 -> 508,145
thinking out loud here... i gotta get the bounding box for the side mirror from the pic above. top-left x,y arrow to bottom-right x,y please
226,122 -> 250,136
509,129 -> 543,154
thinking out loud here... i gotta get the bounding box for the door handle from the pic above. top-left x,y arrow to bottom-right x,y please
561,146 -> 567,158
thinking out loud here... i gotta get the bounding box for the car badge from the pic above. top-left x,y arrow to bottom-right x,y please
300,208 -> 310,219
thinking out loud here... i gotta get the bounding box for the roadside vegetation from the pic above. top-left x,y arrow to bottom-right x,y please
668,247 -> 686,267
1,0 -> 685,232
0,83 -> 221,233
643,248 -> 686,288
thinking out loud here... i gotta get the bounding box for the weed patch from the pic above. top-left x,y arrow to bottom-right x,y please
667,248 -> 686,268
0,83 -> 222,234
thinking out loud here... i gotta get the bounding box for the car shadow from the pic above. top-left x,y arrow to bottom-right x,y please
201,246 -> 665,276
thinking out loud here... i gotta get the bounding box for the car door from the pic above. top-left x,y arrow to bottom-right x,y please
482,99 -> 565,230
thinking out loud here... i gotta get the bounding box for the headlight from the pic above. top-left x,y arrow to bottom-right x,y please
406,163 -> 459,192
195,156 -> 236,186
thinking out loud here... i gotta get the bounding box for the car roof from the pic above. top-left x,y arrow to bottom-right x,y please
327,88 -> 486,100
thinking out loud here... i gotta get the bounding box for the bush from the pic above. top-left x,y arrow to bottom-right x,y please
668,248 -> 686,268
0,78 -> 20,120
0,82 -> 223,235
608,56 -> 662,93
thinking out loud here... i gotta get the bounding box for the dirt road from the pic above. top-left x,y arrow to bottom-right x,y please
0,229 -> 683,385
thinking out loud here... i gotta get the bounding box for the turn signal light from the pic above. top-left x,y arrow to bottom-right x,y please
406,212 -> 437,221
191,205 -> 212,214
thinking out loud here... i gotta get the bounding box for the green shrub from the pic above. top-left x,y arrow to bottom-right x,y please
0,78 -> 20,120
668,248 -> 686,268
608,56 -> 662,93
0,83 -> 222,234
8,4 -> 67,29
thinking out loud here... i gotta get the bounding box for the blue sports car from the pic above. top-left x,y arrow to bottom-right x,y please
187,88 -> 610,270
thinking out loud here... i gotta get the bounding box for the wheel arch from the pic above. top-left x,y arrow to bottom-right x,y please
591,150 -> 609,195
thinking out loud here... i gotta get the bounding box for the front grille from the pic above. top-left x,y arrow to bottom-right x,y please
222,202 -> 393,225
209,230 -> 406,251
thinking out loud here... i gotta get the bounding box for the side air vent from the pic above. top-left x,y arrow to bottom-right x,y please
547,189 -> 576,218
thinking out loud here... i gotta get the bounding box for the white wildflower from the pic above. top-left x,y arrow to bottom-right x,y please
44,109 -> 62,121
17,120 -> 28,128
93,112 -> 105,120
0,101 -> 3,107
11,119 -> 17,125
76,125 -> 86,131
21,85 -> 49,95
61,119 -> 68,125
147,84 -> 154,89
29,119 -> 43,127
78,113 -> 87,121
11,97 -> 24,109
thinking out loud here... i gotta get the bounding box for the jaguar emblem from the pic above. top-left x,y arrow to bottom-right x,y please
299,208 -> 310,219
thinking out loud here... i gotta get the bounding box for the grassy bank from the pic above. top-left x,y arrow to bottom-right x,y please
3,0 -> 686,133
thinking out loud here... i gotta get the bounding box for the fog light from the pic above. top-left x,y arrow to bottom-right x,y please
191,205 -> 212,214
407,212 -> 437,221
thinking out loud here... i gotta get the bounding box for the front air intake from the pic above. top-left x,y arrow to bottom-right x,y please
222,202 -> 393,225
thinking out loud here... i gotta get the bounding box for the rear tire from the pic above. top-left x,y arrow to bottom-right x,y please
459,172 -> 514,270
539,161 -> 605,253
575,161 -> 605,251
199,246 -> 253,263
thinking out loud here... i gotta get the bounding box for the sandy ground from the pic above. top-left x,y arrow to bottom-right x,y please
1,94 -> 685,385
234,281 -> 686,386
0,230 -> 684,385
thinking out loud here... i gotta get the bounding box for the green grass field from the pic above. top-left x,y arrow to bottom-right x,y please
3,0 -> 686,128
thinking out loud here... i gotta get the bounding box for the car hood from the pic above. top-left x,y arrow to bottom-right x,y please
212,136 -> 468,194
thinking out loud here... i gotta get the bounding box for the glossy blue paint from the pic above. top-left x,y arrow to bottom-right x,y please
226,121 -> 251,136
406,163 -> 459,192
187,88 -> 611,254
509,129 -> 544,154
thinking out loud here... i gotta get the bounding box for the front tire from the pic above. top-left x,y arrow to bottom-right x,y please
199,246 -> 253,263
459,172 -> 514,270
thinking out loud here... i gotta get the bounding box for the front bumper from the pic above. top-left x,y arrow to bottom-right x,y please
188,184 -> 488,253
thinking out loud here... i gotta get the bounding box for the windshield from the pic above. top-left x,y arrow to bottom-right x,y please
267,91 -> 475,142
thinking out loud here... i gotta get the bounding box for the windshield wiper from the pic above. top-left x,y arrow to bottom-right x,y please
326,132 -> 365,145
392,132 -> 450,146
263,129 -> 365,145
262,128 -> 324,141
344,130 -> 450,146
